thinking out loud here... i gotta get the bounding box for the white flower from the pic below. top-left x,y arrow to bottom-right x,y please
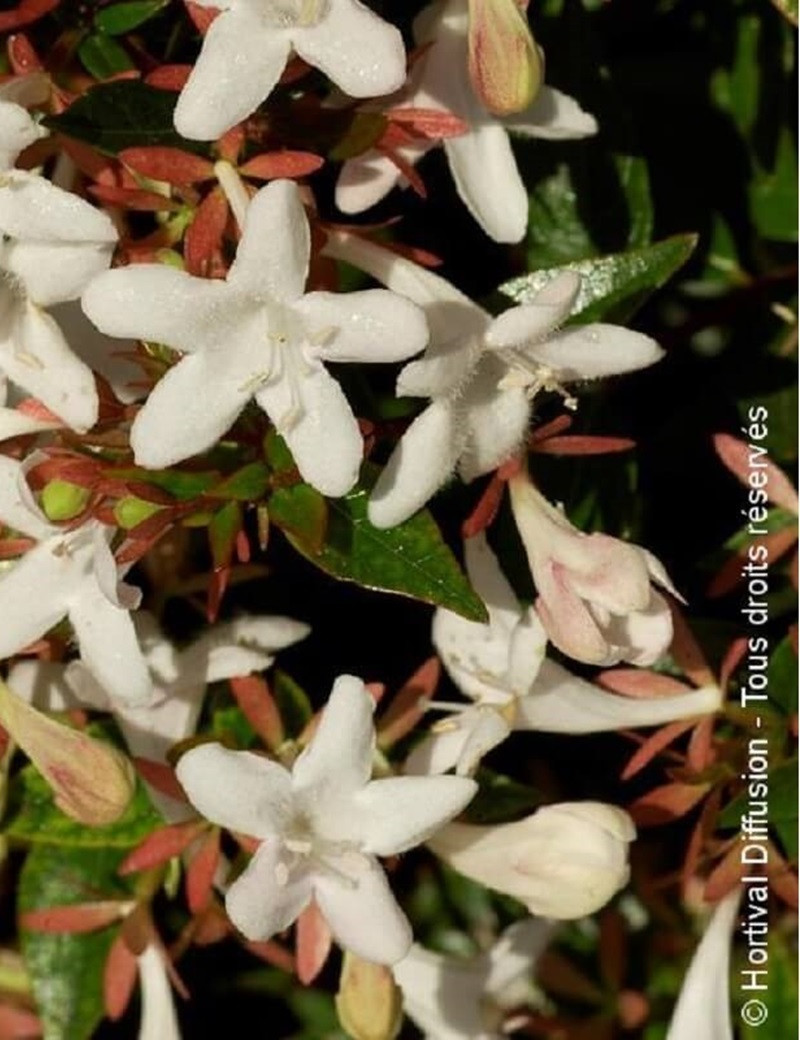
408,534 -> 722,775
429,802 -> 635,918
83,180 -> 428,497
324,232 -> 663,527
394,918 -> 553,1040
509,469 -> 679,666
0,93 -> 117,432
176,674 -> 477,963
0,455 -> 150,706
665,890 -> 741,1040
137,944 -> 182,1040
10,611 -> 309,821
336,0 -> 597,243
174,0 -> 408,141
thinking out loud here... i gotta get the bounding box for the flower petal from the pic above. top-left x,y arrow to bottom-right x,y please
368,398 -> 464,528
504,86 -> 598,140
0,454 -> 53,540
458,365 -> 530,481
525,324 -> 664,381
296,289 -> 428,363
226,839 -> 313,939
393,946 -> 485,1040
0,99 -> 45,169
292,0 -> 406,99
485,272 -> 581,350
137,946 -> 181,1040
173,9 -> 291,141
605,590 -> 674,667
336,150 -> 412,215
0,172 -> 117,244
0,541 -> 77,658
444,128 -> 528,244
4,239 -> 114,307
177,745 -> 293,838
313,853 -> 412,964
228,179 -> 310,303
535,561 -> 613,666
178,616 -> 309,686
50,301 -> 143,404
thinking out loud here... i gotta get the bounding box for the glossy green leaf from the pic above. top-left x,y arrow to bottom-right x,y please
269,475 -> 487,622
208,462 -> 271,502
208,501 -> 242,570
94,0 -> 170,34
77,34 -> 135,80
768,636 -> 798,715
498,234 -> 697,323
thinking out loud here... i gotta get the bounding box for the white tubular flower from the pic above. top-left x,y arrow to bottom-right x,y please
665,890 -> 741,1040
9,612 -> 309,822
429,802 -> 635,918
174,0 -> 407,141
0,455 -> 150,706
336,0 -> 597,243
394,918 -> 553,1040
509,469 -> 679,667
324,232 -> 663,527
408,534 -> 721,775
83,180 -> 428,497
0,91 -> 116,432
137,944 -> 182,1040
176,675 -> 477,964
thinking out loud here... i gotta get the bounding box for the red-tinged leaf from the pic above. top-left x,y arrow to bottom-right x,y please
378,657 -> 440,747
387,106 -> 469,139
716,637 -> 747,693
599,668 -> 694,699
365,682 -> 385,704
240,150 -> 324,180
704,843 -> 744,902
669,606 -> 715,688
207,565 -> 230,623
7,33 -> 44,74
119,822 -> 205,875
686,716 -> 715,773
529,414 -> 573,444
116,528 -> 170,565
16,398 -> 63,423
295,900 -> 332,984
235,528 -> 251,563
145,64 -> 191,90
531,434 -> 636,456
124,507 -> 176,543
621,718 -> 697,780
184,0 -> 217,32
766,843 -> 799,908
58,138 -> 116,181
217,126 -> 244,163
229,675 -> 284,749
29,455 -> 102,488
120,146 -> 214,185
379,144 -> 426,198
90,183 -> 181,212
0,538 -> 36,558
617,991 -> 649,1031
20,901 -> 128,934
382,239 -> 443,268
713,432 -> 799,513
184,186 -> 228,277
0,0 -> 59,32
708,526 -> 798,598
0,1003 -> 42,1038
462,472 -> 506,539
103,933 -> 138,1021
186,831 -> 220,914
191,903 -> 231,946
209,500 -> 242,570
629,782 -> 710,826
378,121 -> 419,151
246,939 -> 296,973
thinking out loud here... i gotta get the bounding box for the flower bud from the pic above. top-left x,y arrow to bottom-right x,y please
114,496 -> 162,531
336,951 -> 403,1040
429,802 -> 635,918
467,0 -> 543,116
0,678 -> 135,825
41,480 -> 90,522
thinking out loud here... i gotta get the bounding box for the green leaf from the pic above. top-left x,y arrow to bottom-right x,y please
44,81 -> 206,156
208,462 -> 271,501
768,637 -> 798,715
272,670 -> 312,737
464,768 -> 543,824
738,934 -> 799,1039
110,466 -> 218,500
94,0 -> 170,35
77,34 -> 135,80
497,234 -> 697,324
750,126 -> 798,242
208,501 -> 242,569
4,764 -> 161,848
19,845 -> 131,1040
770,757 -> 798,858
269,474 -> 487,622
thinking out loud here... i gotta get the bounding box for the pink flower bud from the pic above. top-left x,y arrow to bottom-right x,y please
467,0 -> 543,116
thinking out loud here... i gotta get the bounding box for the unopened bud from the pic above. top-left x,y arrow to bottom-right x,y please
0,678 -> 135,825
114,496 -> 162,531
41,480 -> 90,522
467,0 -> 543,116
336,951 -> 403,1040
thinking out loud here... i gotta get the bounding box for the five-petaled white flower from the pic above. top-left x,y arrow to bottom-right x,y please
336,0 -> 597,243
0,455 -> 150,706
0,86 -> 116,432
324,232 -> 663,527
394,918 -> 553,1040
10,611 -> 309,821
83,180 -> 428,497
176,674 -> 477,964
175,0 -> 408,141
407,534 -> 722,775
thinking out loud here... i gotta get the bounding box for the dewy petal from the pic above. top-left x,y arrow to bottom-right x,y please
226,838 -> 313,940
404,718 -> 474,776
535,562 -> 614,666
81,265 -> 237,356
177,745 -> 293,838
4,240 -> 114,308
525,323 -> 664,381
444,127 -> 528,243
348,774 -> 476,854
137,945 -> 181,1040
607,589 -> 674,667
0,173 -> 117,245
254,357 -> 363,498
458,365 -> 530,481
313,853 -> 412,964
0,455 -> 54,540
292,0 -> 406,99
292,675 -> 375,795
485,272 -> 581,350
178,616 -> 309,686
0,541 -> 79,658
0,300 -> 98,432
173,8 -> 291,141
504,86 -> 598,140
296,290 -> 428,363
368,398 -> 464,529
336,149 -> 418,215
514,659 -> 722,733
49,301 -> 143,405
227,180 -> 310,303
665,889 -> 740,1040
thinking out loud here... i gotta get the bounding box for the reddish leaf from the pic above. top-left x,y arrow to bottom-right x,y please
7,33 -> 44,74
207,565 -> 230,623
184,0 -> 217,33
90,184 -> 181,212
714,433 -> 799,513
120,146 -> 214,185
708,526 -> 798,597
617,991 -> 649,1031
378,142 -> 426,198
669,606 -> 715,688
0,1004 -> 42,1038
229,675 -> 284,749
0,0 -> 59,32
103,933 -> 138,1020
21,901 -> 128,934
531,434 -> 636,456
295,901 -> 332,985
246,939 -> 296,973
186,831 -> 220,914
686,716 -> 715,772
388,107 -> 469,139
629,782 -> 710,826
704,843 -> 744,902
766,843 -> 799,908
529,414 -> 573,444
378,657 -> 440,747
719,636 -> 748,690
462,472 -> 505,539
119,821 -> 204,875
145,64 -> 191,90
184,186 -> 228,277
240,150 -> 324,180
599,668 -> 694,699
621,718 -> 697,780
